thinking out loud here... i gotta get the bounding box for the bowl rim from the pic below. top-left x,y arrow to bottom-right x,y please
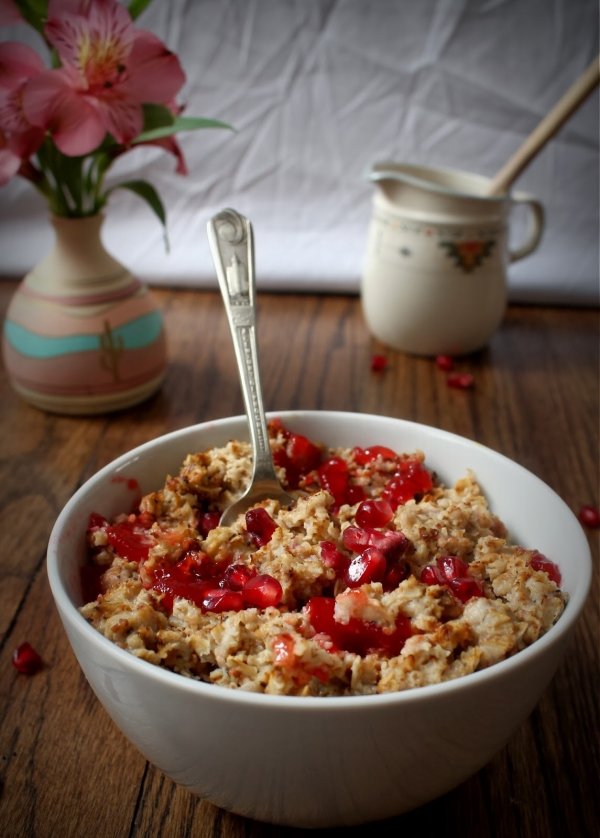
47,410 -> 593,711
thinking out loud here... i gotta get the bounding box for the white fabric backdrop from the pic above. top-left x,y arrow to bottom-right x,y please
1,0 -> 598,304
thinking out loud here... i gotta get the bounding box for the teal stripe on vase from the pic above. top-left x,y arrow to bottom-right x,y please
4,311 -> 164,359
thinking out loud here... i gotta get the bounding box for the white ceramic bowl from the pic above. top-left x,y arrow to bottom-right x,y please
46,412 -> 591,828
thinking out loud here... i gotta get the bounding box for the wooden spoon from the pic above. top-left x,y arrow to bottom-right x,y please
486,56 -> 599,195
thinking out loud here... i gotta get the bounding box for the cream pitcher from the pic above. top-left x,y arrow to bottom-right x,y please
361,162 -> 545,356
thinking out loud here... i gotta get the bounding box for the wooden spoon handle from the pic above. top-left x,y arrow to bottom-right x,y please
486,56 -> 599,195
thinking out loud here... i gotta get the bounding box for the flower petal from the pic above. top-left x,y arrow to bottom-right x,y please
23,69 -> 107,155
124,31 -> 186,103
0,0 -> 22,26
0,42 -> 45,89
0,138 -> 22,185
8,124 -> 45,158
46,0 -> 134,75
97,94 -> 143,144
145,135 -> 188,175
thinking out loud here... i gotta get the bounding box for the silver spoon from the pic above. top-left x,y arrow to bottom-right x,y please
207,208 -> 295,526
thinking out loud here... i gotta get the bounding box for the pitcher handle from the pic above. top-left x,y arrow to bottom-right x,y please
508,195 -> 545,263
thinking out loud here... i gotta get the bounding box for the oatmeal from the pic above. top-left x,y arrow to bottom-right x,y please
80,419 -> 566,696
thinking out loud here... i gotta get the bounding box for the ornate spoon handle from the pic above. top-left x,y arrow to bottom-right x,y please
207,208 -> 281,488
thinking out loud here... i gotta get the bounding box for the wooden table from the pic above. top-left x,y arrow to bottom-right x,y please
0,282 -> 598,838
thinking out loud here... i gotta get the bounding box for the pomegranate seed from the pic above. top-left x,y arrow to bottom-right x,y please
346,484 -> 367,504
137,510 -> 155,529
578,505 -> 600,528
370,529 -> 410,560
198,511 -> 221,537
530,552 -> 562,585
342,525 -> 371,553
437,555 -> 470,581
399,457 -> 433,490
318,457 -> 351,507
305,596 -> 412,656
382,458 -> 433,509
420,556 -> 485,602
353,445 -> 398,464
88,512 -> 107,529
420,565 -> 441,585
382,561 -> 409,591
220,563 -> 256,590
150,563 -> 214,611
343,526 -> 409,561
370,354 -> 388,372
344,547 -> 387,587
177,551 -> 215,579
320,541 -> 349,573
287,433 -> 322,473
202,588 -> 245,612
275,432 -> 323,489
246,507 -> 277,546
436,354 -> 455,371
243,574 -> 283,608
447,373 -> 474,390
448,577 -> 485,602
12,642 -> 43,674
355,498 -> 393,528
305,595 -> 335,625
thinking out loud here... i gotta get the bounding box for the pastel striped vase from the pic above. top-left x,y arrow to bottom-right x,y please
2,214 -> 167,414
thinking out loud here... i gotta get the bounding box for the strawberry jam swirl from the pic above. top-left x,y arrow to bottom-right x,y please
80,419 -> 566,696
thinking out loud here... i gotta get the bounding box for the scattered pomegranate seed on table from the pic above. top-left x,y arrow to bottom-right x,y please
12,642 -> 43,674
578,505 -> 600,528
370,353 -> 388,372
435,354 -> 455,371
446,372 -> 475,390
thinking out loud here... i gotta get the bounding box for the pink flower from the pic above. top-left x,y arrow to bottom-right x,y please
22,0 -> 186,156
143,133 -> 188,176
0,129 -> 21,184
0,42 -> 46,184
0,0 -> 22,26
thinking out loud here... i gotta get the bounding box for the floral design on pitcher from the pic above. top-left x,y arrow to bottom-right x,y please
439,240 -> 496,273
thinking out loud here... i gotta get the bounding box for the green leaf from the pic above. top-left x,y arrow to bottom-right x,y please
127,0 -> 154,20
106,179 -> 169,250
134,116 -> 234,143
14,0 -> 47,33
141,104 -> 176,132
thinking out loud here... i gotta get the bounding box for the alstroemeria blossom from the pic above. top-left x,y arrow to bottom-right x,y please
0,0 -> 21,26
23,0 -> 186,155
0,0 -> 230,225
0,42 -> 46,183
0,128 -> 21,183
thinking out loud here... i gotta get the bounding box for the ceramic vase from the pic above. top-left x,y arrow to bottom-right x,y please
2,214 -> 167,414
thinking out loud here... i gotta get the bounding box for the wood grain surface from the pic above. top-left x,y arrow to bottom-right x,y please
0,282 -> 598,838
